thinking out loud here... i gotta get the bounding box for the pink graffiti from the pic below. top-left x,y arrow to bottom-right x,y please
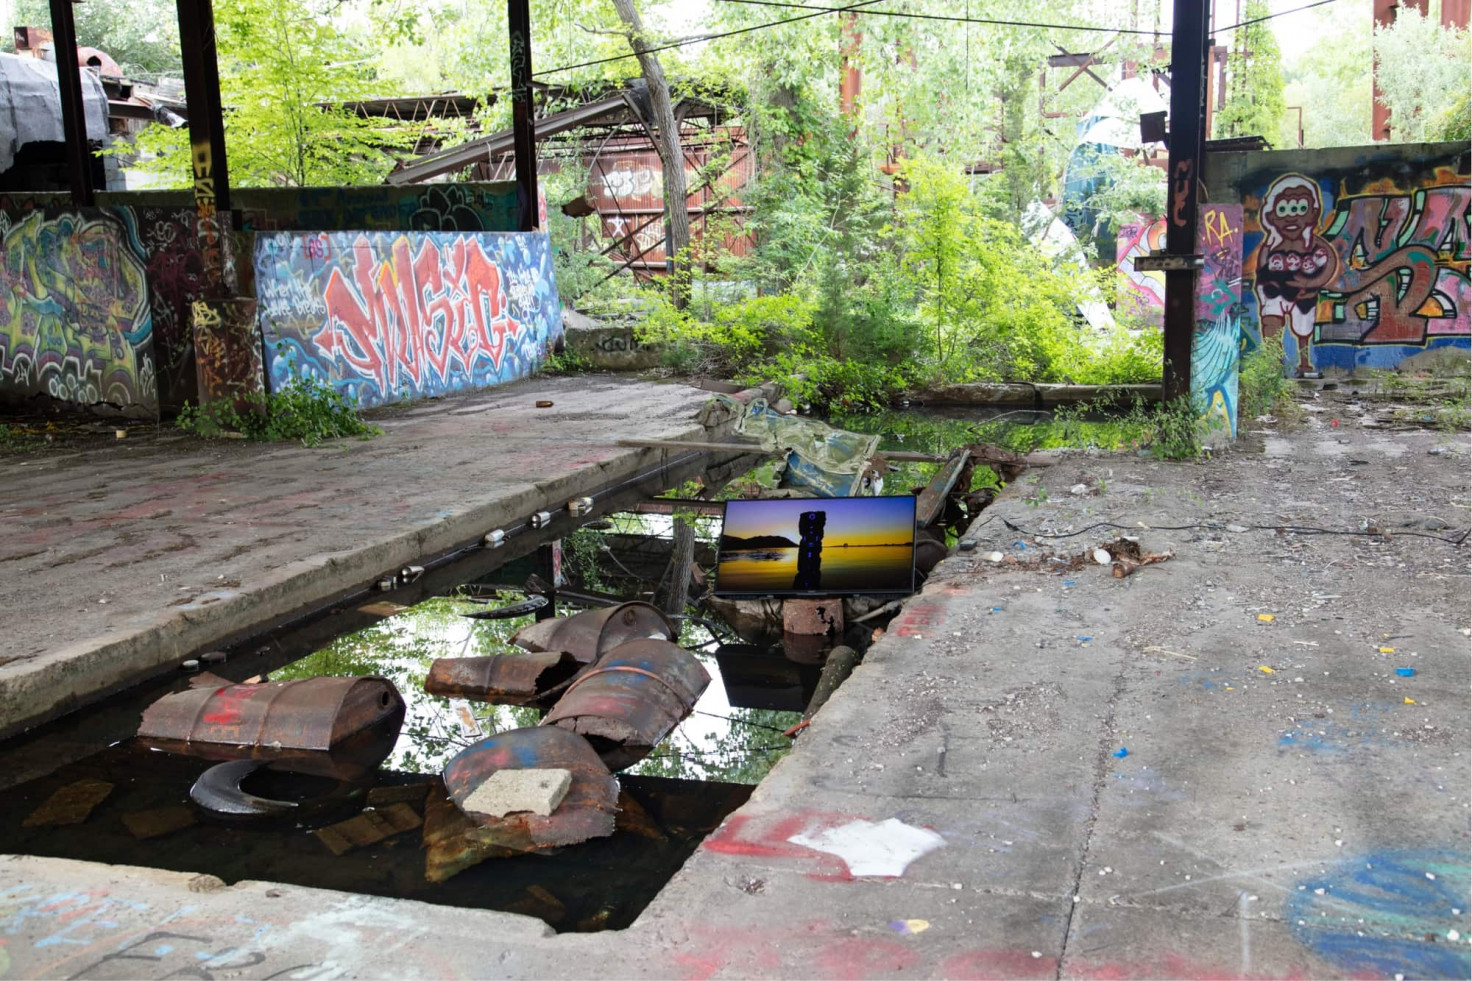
314,234 -> 523,395
1116,219 -> 1168,315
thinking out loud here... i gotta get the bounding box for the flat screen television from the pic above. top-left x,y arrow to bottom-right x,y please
714,496 -> 917,598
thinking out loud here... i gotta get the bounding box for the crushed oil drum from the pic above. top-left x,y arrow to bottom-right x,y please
441,726 -> 618,850
424,650 -> 584,707
510,601 -> 675,663
137,676 -> 406,780
542,638 -> 710,771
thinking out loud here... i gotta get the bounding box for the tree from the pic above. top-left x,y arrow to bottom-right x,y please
1215,0 -> 1286,141
13,0 -> 181,79
132,0 -> 408,187
1374,7 -> 1471,141
610,0 -> 692,309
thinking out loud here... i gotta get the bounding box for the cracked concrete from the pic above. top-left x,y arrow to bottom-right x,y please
0,399 -> 1467,979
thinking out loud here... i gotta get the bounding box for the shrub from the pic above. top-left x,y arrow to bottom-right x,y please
178,375 -> 380,446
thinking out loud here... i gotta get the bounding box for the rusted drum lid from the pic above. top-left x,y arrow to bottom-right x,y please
441,726 -> 618,849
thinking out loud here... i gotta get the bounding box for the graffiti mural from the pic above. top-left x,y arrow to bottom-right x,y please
1115,218 -> 1167,324
1239,158 -> 1470,374
0,209 -> 157,415
255,230 -> 563,408
1192,205 -> 1245,437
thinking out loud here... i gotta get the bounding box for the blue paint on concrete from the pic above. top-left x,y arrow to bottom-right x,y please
1287,849 -> 1471,980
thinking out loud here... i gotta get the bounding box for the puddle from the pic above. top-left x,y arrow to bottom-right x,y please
0,587 -> 803,932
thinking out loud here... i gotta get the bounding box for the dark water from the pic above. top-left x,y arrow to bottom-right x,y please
718,544 -> 914,593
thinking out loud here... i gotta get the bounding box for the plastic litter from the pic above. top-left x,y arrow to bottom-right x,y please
1112,747 -> 1129,758
1259,666 -> 1275,674
1395,667 -> 1416,677
1378,647 -> 1396,654
1257,614 -> 1276,622
1077,636 -> 1093,643
1092,548 -> 1111,565
1404,697 -> 1416,705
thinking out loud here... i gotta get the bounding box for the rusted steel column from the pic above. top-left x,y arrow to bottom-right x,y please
1444,0 -> 1470,29
508,0 -> 538,231
839,13 -> 862,120
176,0 -> 232,287
1161,0 -> 1209,403
47,0 -> 94,204
1371,0 -> 1396,140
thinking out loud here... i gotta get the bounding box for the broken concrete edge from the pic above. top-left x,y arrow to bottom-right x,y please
911,382 -> 1162,406
0,853 -> 560,943
0,405 -> 759,741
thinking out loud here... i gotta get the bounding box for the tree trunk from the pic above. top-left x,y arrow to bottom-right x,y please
610,0 -> 692,309
653,516 -> 696,616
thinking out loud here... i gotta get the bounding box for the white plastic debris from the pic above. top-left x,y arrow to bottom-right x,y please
788,817 -> 946,877
1093,549 -> 1112,565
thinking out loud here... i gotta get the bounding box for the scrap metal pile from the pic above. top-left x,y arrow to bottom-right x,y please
133,602 -> 707,881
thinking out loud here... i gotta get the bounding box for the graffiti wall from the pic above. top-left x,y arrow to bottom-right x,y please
1191,204 -> 1245,437
1115,218 -> 1166,325
0,209 -> 157,415
255,231 -> 563,408
1,183 -> 521,410
1206,141 -> 1470,374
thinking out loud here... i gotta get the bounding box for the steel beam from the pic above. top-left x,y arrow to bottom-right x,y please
176,0 -> 232,287
1161,0 -> 1209,403
508,0 -> 538,230
46,0 -> 94,204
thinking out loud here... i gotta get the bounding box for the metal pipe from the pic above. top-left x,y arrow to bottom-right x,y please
47,0 -> 94,204
1161,0 -> 1209,403
507,0 -> 538,230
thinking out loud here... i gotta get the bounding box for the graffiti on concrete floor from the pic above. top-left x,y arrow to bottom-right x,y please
0,210 -> 156,414
254,230 -> 564,408
1286,848 -> 1471,980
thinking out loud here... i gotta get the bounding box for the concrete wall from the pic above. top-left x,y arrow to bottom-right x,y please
1204,141 -> 1470,375
0,183 -> 521,415
256,230 -> 563,408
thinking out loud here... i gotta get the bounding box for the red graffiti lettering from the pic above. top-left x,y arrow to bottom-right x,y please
312,234 -> 524,396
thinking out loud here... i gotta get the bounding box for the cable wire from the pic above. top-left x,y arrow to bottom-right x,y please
996,516 -> 1468,545
715,0 -> 1163,35
1217,0 -> 1339,32
533,0 -> 894,77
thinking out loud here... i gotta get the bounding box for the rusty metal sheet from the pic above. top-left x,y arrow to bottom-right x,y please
542,639 -> 710,771
424,651 -> 583,707
510,601 -> 674,662
440,726 -> 618,850
781,599 -> 845,664
915,448 -> 973,527
137,677 -> 405,780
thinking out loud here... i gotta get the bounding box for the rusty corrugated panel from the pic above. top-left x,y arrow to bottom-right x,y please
510,601 -> 674,662
541,639 -> 710,771
424,651 -> 583,707
440,726 -> 618,848
136,677 -> 405,780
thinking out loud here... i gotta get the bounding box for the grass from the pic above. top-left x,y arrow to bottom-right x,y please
0,423 -> 44,454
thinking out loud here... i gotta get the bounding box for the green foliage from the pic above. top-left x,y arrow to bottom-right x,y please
1216,0 -> 1287,141
131,0 -> 412,188
0,423 -> 44,454
13,0 -> 180,79
1239,332 -> 1294,420
1374,9 -> 1472,141
177,375 -> 380,446
539,347 -> 597,376
562,527 -> 608,591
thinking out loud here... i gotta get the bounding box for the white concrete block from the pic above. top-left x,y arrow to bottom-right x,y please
461,768 -> 572,818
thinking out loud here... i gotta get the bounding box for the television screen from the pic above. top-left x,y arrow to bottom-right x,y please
714,497 -> 917,598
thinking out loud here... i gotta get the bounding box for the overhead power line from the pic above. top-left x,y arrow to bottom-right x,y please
1217,0 -> 1339,32
715,0 -> 1163,36
533,0 -> 893,77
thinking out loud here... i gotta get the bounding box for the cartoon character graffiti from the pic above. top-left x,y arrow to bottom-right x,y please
1254,174 -> 1339,376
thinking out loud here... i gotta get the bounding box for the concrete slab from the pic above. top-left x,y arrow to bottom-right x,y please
0,376 -> 744,736
0,398 -> 1466,979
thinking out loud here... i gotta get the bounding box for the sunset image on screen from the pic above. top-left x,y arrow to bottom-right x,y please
715,497 -> 916,596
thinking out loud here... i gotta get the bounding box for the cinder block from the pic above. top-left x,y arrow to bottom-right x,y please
462,768 -> 572,818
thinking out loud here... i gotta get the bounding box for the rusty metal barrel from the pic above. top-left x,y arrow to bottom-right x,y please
541,638 -> 710,770
424,650 -> 583,706
137,676 -> 405,780
510,601 -> 675,662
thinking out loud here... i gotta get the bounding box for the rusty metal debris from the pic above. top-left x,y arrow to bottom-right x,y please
441,726 -> 618,851
424,650 -> 583,707
137,676 -> 405,780
460,594 -> 549,620
22,778 -> 113,827
121,805 -> 197,840
510,601 -> 674,663
314,801 -> 422,856
422,781 -> 528,883
542,639 -> 710,770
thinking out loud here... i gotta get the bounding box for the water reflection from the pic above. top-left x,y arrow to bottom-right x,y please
273,595 -> 798,783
